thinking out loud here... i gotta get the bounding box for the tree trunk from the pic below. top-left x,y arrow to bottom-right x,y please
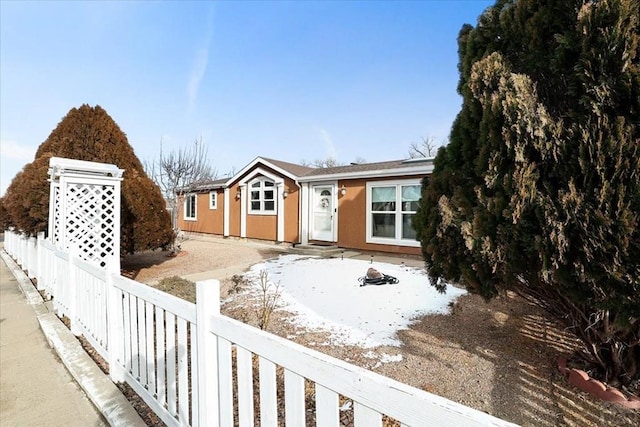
519,283 -> 639,386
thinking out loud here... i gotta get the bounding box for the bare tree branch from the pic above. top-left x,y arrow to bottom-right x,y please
314,157 -> 341,168
408,136 -> 441,158
352,156 -> 367,165
145,137 -> 217,235
300,157 -> 343,168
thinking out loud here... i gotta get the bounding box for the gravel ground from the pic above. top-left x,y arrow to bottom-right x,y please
122,236 -> 639,427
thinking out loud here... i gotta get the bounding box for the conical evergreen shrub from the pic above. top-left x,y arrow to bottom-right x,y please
3,104 -> 174,253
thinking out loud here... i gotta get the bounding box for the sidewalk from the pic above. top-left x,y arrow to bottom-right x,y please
0,249 -> 145,427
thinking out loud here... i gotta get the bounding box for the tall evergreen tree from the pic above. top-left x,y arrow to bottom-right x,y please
415,0 -> 639,385
3,104 -> 174,254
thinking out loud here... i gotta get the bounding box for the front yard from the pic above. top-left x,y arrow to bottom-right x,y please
122,237 -> 639,427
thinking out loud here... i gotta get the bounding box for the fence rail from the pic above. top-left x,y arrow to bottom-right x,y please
3,229 -> 517,427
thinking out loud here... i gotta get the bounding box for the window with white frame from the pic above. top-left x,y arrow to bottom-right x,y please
249,178 -> 276,214
209,191 -> 217,210
367,180 -> 421,246
184,194 -> 197,220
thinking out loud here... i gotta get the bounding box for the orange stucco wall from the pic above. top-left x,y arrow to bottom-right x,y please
228,182 -> 241,236
335,176 -> 423,256
178,169 -> 301,243
284,176 -> 301,243
246,214 -> 277,240
243,175 -> 300,242
177,189 -> 225,234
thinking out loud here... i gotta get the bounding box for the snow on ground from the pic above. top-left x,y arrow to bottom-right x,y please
241,254 -> 466,349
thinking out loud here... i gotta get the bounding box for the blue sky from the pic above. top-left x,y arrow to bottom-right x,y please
0,0 -> 493,196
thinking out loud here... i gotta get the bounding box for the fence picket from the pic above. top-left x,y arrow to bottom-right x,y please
122,292 -> 132,372
316,384 -> 339,426
155,306 -> 166,406
259,357 -> 278,427
107,272 -> 126,383
195,280 -> 220,427
177,317 -> 189,425
130,295 -> 140,379
145,301 -> 156,393
137,297 -> 147,385
284,369 -> 305,427
354,401 -> 382,426
190,324 -> 199,426
236,346 -> 254,427
99,277 -> 107,348
166,312 -> 177,417
218,337 -> 234,426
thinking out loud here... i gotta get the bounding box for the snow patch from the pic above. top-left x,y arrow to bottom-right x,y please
244,254 -> 466,348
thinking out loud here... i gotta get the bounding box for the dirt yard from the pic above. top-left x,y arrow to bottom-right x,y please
122,236 -> 639,427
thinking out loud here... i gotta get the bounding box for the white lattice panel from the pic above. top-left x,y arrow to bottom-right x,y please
51,185 -> 62,246
48,157 -> 123,273
64,183 -> 117,268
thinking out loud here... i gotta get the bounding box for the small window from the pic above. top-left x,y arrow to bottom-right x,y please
184,194 -> 197,221
249,177 -> 276,215
209,191 -> 217,210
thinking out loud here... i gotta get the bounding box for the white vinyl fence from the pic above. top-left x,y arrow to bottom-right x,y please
4,229 -> 517,427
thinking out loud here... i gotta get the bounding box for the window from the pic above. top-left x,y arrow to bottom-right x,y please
184,194 -> 197,220
209,191 -> 217,210
249,178 -> 276,214
367,180 -> 421,246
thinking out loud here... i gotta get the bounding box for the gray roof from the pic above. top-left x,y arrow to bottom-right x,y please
189,178 -> 227,192
183,157 -> 433,191
260,157 -> 315,177
301,159 -> 430,178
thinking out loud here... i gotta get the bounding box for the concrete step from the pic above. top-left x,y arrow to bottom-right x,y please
288,244 -> 345,257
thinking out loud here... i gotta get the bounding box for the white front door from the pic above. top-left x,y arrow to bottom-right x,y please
311,185 -> 335,241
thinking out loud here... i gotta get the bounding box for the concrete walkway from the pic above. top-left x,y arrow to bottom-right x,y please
0,249 -> 145,427
0,255 -> 107,426
181,232 -> 426,284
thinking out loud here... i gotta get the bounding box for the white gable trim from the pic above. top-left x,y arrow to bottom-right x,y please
238,167 -> 284,186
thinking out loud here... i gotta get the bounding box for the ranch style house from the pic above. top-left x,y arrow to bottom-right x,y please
177,156 -> 434,255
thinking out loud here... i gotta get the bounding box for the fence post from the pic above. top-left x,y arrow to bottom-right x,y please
8,229 -> 14,255
27,235 -> 37,279
36,233 -> 45,291
195,279 -> 221,427
52,248 -> 62,314
107,270 -> 126,383
17,233 -> 24,267
68,249 -> 81,336
23,235 -> 30,274
21,233 -> 27,268
25,235 -> 31,277
4,229 -> 10,255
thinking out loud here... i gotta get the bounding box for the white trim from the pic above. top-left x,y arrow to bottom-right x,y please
48,181 -> 59,241
276,182 -> 285,242
365,179 -> 421,248
223,188 -> 230,237
248,177 -> 277,216
209,191 -> 217,210
300,183 -> 309,245
298,165 -> 433,183
239,185 -> 247,238
224,157 -> 299,187
49,156 -> 124,178
183,194 -> 197,221
238,167 -> 282,186
309,183 -> 337,242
